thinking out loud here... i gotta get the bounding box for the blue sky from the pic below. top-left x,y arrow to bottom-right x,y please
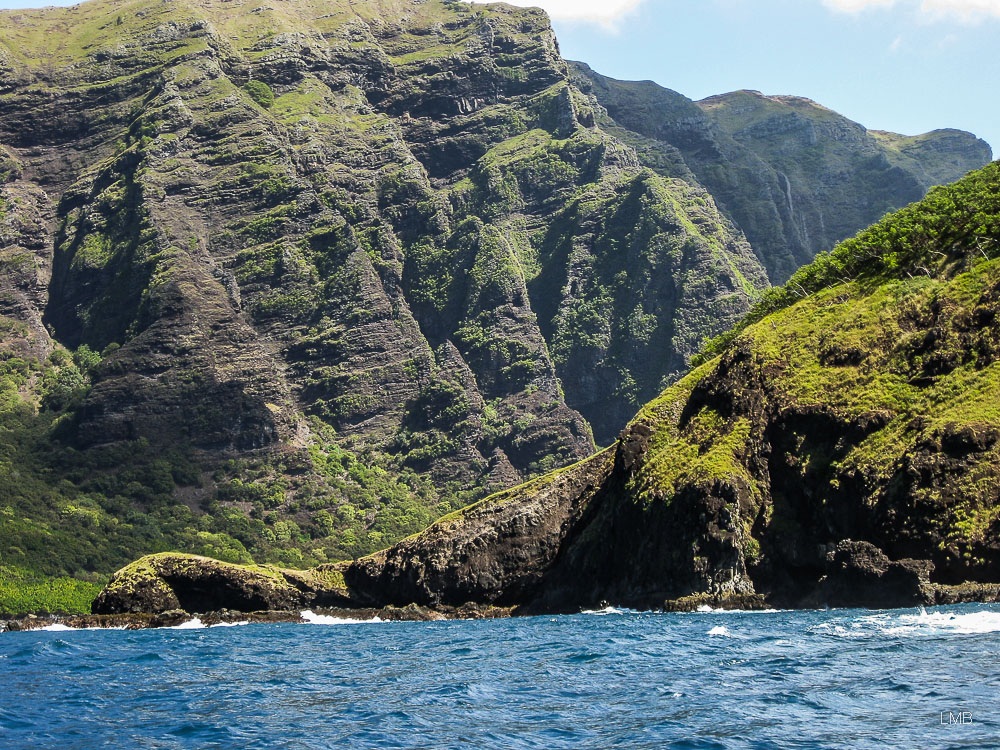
510,0 -> 999,155
1,0 -> 996,153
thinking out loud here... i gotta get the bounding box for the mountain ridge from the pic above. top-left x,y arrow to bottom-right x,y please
570,61 -> 991,283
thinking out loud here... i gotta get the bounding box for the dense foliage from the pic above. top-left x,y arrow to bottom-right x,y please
695,162 -> 1000,365
0,344 -> 470,612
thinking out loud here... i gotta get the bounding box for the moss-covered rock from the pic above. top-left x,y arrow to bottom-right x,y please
91,553 -> 352,614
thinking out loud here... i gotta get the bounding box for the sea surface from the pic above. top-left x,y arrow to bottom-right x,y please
2,604 -> 999,749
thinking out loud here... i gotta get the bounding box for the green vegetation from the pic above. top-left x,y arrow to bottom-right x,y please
242,80 -> 275,109
695,162 -> 1000,366
0,341 -> 469,611
627,161 -> 1000,578
0,566 -> 103,615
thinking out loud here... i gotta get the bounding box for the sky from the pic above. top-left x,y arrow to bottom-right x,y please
503,0 -> 999,155
0,0 -> 995,153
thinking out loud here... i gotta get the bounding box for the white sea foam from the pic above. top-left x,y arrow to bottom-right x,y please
812,608 -> 1000,638
581,606 -> 628,616
209,621 -> 250,628
33,623 -> 128,632
886,609 -> 1000,635
300,610 -> 383,625
694,606 -> 784,614
707,625 -> 734,637
168,618 -> 206,630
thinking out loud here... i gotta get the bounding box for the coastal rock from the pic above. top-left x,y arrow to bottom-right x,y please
91,554 -> 351,615
800,541 -> 934,608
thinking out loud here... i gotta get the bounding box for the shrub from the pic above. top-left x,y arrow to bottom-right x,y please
243,80 -> 274,109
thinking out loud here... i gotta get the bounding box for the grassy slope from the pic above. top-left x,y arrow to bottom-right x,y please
632,161 -> 1000,569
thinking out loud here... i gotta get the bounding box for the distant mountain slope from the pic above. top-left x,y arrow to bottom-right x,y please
570,62 -> 992,283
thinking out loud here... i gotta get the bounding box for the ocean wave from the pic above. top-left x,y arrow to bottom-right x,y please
707,625 -> 735,637
33,623 -> 129,633
300,610 -> 384,625
695,605 -> 784,614
166,618 -> 252,630
887,608 -> 1000,635
167,618 -> 206,630
581,606 -> 629,616
811,608 -> 1000,638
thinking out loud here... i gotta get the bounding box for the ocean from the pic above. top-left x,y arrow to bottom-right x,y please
2,604 -> 998,749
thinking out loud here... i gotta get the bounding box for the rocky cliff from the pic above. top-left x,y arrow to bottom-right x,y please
0,0 -> 991,601
0,0 -> 768,583
96,160 -> 1000,614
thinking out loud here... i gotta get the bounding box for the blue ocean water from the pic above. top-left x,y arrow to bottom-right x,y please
2,604 -> 999,749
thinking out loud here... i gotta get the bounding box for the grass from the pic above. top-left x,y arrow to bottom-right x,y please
695,161 -> 1000,365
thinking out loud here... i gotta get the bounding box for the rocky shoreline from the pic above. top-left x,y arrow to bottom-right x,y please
0,602 -> 517,633
5,578 -> 1000,634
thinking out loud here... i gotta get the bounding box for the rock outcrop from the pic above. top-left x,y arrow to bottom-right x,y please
90,553 -> 351,614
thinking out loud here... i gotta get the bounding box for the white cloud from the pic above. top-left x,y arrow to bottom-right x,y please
823,0 -> 897,10
921,0 -> 1000,19
494,0 -> 647,28
823,0 -> 1000,18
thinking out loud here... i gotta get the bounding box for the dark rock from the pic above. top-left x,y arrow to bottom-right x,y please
800,541 -> 934,609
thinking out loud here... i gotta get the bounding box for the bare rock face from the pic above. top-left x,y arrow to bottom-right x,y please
802,541 -> 935,609
343,448 -> 616,608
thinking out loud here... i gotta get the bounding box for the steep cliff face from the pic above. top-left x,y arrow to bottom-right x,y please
570,63 -> 993,284
342,158 -> 1000,609
98,160 -> 1000,614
